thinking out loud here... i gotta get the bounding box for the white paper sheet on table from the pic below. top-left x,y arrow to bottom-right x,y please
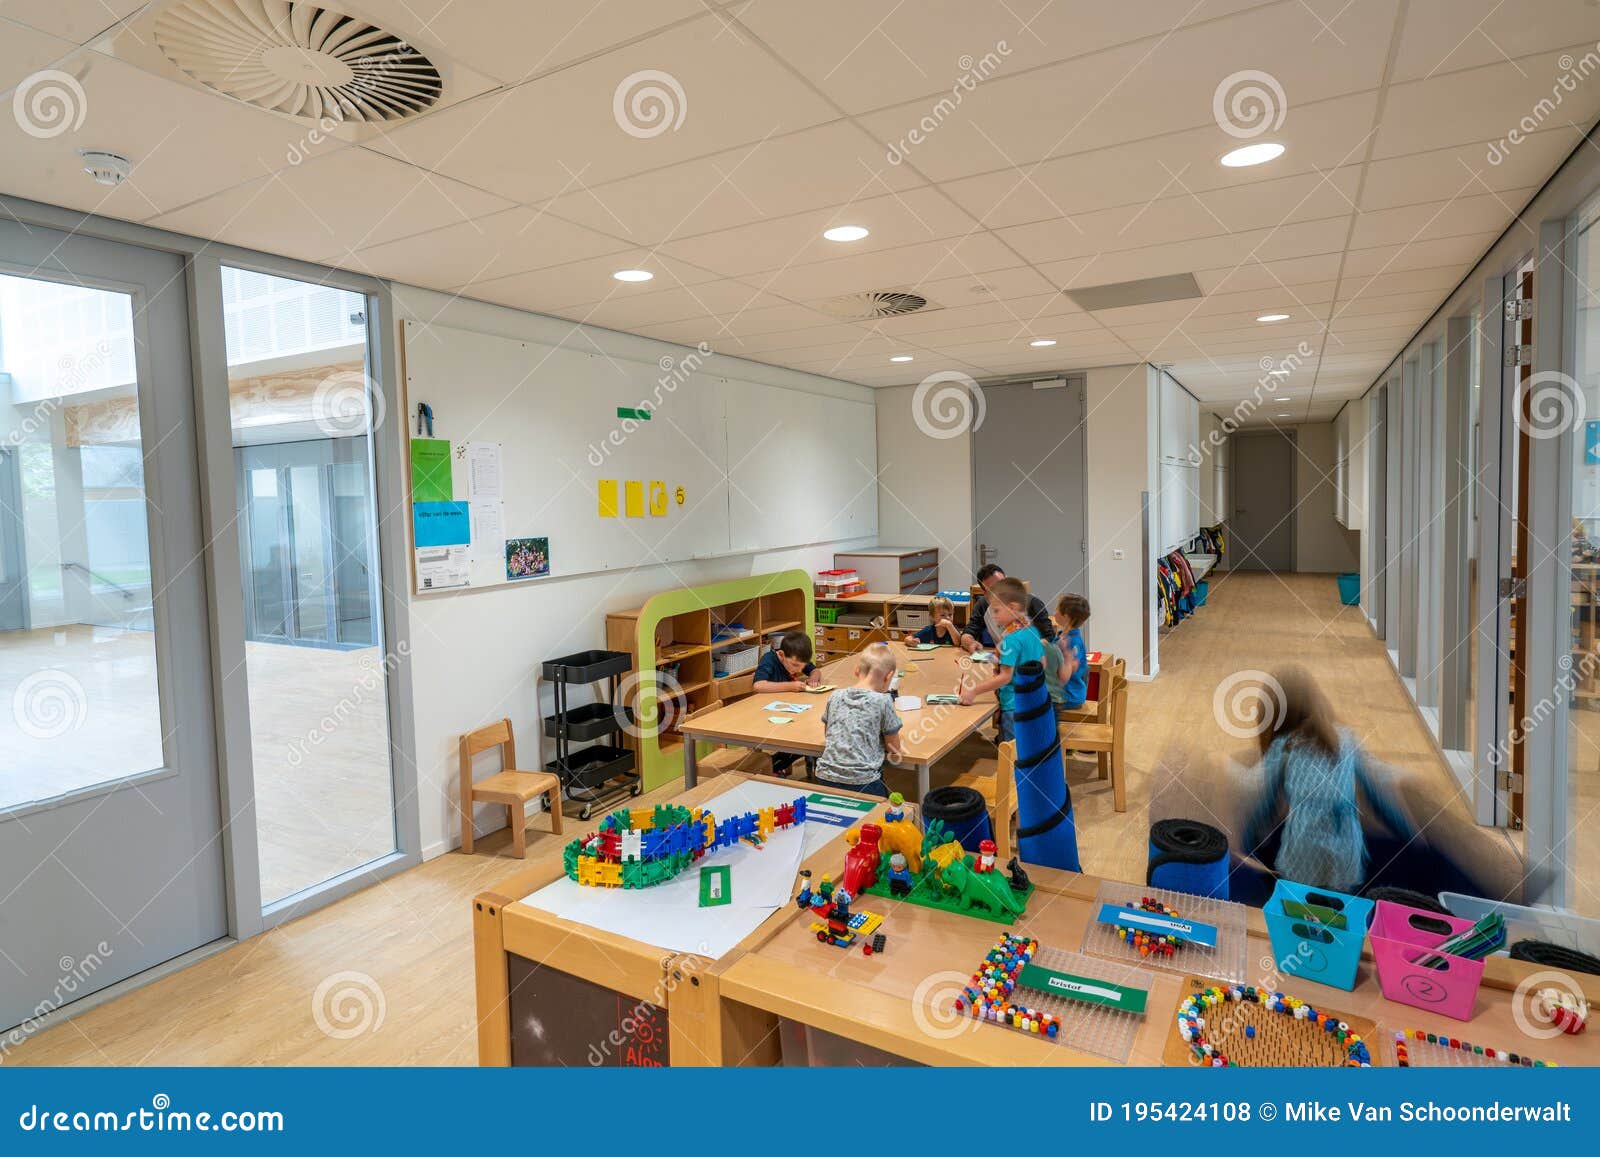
518,781 -> 860,959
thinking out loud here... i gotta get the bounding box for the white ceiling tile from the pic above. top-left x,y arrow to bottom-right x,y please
1392,0 -> 1600,82
1339,232 -> 1499,277
749,233 -> 1021,302
730,0 -> 1268,114
658,186 -> 979,277
367,13 -> 837,202
149,149 -> 514,265
1348,190 -> 1533,249
542,119 -> 926,243
1375,50 -> 1600,159
350,206 -> 633,289
1359,132 -> 1577,209
466,251 -> 723,315
357,0 -> 706,86
0,47 -> 346,222
0,1 -> 143,44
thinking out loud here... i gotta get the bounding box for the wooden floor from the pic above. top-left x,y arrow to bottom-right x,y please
7,572 -> 1562,1065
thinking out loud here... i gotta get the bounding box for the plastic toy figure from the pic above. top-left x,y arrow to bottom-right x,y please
818,873 -> 835,901
794,869 -> 814,910
841,823 -> 883,894
814,887 -> 858,948
884,791 -> 906,824
1006,857 -> 1031,893
977,838 -> 997,874
887,852 -> 913,898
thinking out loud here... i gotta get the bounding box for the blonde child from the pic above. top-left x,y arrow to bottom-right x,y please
815,642 -> 903,798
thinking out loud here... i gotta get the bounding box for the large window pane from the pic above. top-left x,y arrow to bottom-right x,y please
0,273 -> 163,809
222,267 -> 395,906
1567,215 -> 1600,916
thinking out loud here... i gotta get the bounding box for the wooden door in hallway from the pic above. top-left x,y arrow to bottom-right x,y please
1229,430 -> 1296,571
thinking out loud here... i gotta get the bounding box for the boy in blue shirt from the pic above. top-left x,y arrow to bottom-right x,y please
956,577 -> 1042,744
1053,593 -> 1091,710
753,633 -> 820,776
912,596 -> 961,646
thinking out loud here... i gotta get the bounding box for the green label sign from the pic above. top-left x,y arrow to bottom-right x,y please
1016,964 -> 1148,1014
806,792 -> 875,813
617,407 -> 652,420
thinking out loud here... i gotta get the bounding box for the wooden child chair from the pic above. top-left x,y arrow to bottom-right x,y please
1057,657 -> 1128,812
459,718 -> 563,858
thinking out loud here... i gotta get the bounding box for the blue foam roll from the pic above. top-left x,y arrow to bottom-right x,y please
1010,660 -> 1081,873
1146,818 -> 1230,899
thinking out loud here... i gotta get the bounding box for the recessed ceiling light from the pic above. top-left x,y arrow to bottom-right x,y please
890,355 -> 914,363
613,269 -> 653,282
1257,312 -> 1290,322
1220,142 -> 1285,168
1268,369 -> 1290,375
823,225 -> 869,242
1277,413 -> 1291,418
1029,339 -> 1057,347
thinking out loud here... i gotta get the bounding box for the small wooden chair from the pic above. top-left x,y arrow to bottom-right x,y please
1058,657 -> 1128,812
459,718 -> 563,857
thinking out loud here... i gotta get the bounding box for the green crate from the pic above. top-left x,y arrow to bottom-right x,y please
817,605 -> 840,624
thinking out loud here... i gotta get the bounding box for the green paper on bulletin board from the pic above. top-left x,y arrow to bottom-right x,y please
410,439 -> 453,503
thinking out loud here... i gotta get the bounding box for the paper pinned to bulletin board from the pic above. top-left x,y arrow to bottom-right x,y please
410,438 -> 452,503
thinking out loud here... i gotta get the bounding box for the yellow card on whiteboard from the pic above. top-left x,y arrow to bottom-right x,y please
649,480 -> 667,516
598,479 -> 618,518
624,480 -> 645,518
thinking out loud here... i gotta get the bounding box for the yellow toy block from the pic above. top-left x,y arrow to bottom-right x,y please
927,839 -> 964,876
577,858 -> 623,887
758,807 -> 775,839
629,807 -> 656,830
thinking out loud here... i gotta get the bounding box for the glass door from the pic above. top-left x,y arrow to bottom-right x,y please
0,223 -> 225,1032
222,266 -> 395,907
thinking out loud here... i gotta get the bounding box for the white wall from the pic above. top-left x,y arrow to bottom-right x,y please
1293,421 -> 1362,574
874,383 -> 974,591
1085,365 -> 1159,676
393,286 -> 877,858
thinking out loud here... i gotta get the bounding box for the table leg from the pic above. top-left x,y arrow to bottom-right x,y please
917,761 -> 929,801
683,737 -> 699,789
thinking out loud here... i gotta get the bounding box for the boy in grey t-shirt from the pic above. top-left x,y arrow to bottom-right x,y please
816,643 -> 902,798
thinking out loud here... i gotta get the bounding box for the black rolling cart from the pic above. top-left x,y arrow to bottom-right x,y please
542,649 -> 641,820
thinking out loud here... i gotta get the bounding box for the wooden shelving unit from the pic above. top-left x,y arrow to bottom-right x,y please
605,571 -> 814,790
812,592 -> 971,664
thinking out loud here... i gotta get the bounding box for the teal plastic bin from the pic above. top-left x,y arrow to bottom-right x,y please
1337,573 -> 1360,606
1193,580 -> 1209,606
1264,880 -> 1373,991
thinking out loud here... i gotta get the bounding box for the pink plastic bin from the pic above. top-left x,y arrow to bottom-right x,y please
1369,900 -> 1485,1022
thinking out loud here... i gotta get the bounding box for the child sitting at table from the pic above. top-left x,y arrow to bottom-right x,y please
912,596 -> 962,646
815,643 -> 903,799
753,632 -> 821,777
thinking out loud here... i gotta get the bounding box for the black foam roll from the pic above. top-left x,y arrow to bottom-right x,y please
1147,818 -> 1229,898
1509,939 -> 1600,977
1363,886 -> 1448,914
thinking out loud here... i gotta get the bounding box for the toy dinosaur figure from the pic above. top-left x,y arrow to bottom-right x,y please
940,856 -> 1027,919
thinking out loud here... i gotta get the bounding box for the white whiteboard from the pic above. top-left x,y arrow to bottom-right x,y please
402,320 -> 878,591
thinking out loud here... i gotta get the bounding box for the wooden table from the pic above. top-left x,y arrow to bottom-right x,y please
679,641 -> 997,798
471,773 -> 879,1066
716,863 -> 1600,1067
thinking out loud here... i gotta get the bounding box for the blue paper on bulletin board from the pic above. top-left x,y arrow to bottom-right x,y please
1586,421 -> 1600,464
413,501 -> 470,548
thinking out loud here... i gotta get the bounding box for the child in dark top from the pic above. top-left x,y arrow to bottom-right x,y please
1054,593 -> 1090,710
752,633 -> 820,777
912,597 -> 961,646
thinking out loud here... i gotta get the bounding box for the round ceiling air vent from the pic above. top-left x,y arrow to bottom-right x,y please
153,1 -> 443,123
816,290 -> 931,321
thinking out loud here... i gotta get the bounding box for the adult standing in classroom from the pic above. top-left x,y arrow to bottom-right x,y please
961,564 -> 1057,651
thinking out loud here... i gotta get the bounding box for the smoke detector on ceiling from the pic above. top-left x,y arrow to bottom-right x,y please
78,150 -> 131,187
816,290 -> 935,321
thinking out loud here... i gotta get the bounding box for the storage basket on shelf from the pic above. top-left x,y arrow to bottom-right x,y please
1262,880 -> 1373,991
713,643 -> 760,678
816,605 -> 840,624
1369,900 -> 1485,1021
894,607 -> 931,631
541,648 -> 640,821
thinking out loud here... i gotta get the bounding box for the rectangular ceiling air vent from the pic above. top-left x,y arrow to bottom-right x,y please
1062,272 -> 1203,312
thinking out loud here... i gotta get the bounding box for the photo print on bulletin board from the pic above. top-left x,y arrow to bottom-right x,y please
506,537 -> 550,581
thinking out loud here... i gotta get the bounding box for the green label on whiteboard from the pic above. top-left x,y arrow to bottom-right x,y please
1016,964 -> 1148,1013
806,792 -> 875,813
617,407 -> 651,420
